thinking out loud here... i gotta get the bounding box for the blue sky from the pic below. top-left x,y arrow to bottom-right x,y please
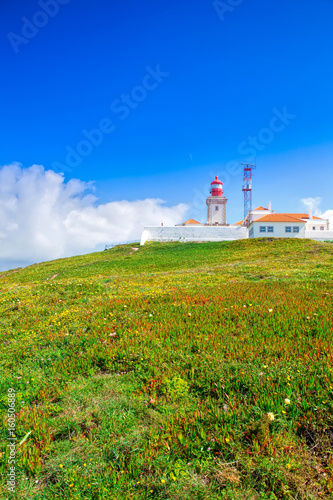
0,0 -> 333,269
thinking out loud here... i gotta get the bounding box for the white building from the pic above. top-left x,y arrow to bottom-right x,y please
248,211 -> 331,239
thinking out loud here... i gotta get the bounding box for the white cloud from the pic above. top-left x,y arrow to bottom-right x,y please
319,209 -> 333,226
301,197 -> 333,227
301,197 -> 322,216
0,164 -> 188,270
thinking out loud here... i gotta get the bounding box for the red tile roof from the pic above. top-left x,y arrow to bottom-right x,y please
253,214 -> 307,223
183,219 -> 201,224
254,206 -> 268,210
234,220 -> 243,225
286,213 -> 323,220
251,213 -> 325,224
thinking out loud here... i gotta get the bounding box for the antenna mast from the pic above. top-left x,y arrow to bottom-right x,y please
242,162 -> 256,223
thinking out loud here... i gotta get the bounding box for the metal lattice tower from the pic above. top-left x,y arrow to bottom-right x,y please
242,163 -> 255,222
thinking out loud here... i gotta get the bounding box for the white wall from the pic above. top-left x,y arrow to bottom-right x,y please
305,220 -> 329,231
304,230 -> 333,241
140,225 -> 248,245
141,225 -> 333,245
245,209 -> 274,225
249,222 -> 306,238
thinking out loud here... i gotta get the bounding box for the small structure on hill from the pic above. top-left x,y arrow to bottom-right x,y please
248,211 -> 330,239
140,173 -> 332,244
206,176 -> 228,225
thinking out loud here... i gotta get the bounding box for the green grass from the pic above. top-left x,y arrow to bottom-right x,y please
0,238 -> 333,499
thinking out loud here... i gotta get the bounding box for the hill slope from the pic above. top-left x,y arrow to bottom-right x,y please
1,239 -> 333,499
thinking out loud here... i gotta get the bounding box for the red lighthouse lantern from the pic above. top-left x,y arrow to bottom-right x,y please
210,176 -> 223,197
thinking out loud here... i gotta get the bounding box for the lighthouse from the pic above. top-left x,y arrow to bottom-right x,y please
206,176 -> 228,225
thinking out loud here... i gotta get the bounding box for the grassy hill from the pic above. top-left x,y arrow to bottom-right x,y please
1,238 -> 333,499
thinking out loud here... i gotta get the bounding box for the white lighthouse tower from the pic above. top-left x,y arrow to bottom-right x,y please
206,176 -> 228,225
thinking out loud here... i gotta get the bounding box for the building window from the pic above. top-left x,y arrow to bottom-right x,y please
285,226 -> 291,233
215,206 -> 219,211
313,226 -> 316,230
293,227 -> 299,233
267,226 -> 274,233
260,226 -> 266,233
320,226 -> 324,231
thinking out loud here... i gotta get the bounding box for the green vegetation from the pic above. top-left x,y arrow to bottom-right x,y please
0,238 -> 333,499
